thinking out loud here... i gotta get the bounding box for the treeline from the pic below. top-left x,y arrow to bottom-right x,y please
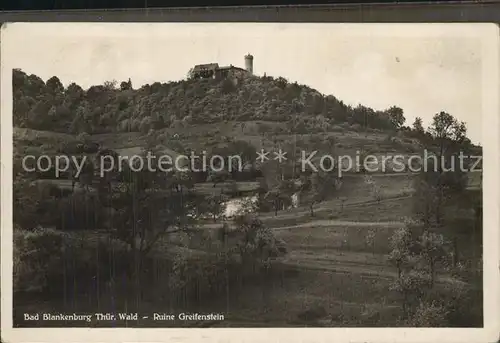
14,69 -> 410,135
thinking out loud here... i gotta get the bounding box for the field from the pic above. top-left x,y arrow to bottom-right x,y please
19,187 -> 476,328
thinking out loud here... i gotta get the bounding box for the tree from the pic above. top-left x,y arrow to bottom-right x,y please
425,111 -> 468,225
407,301 -> 449,327
66,82 -> 84,98
13,227 -> 67,293
274,77 -> 288,89
389,269 -> 432,317
120,78 -> 133,91
96,148 -> 121,199
13,95 -> 33,127
109,165 -> 200,297
299,172 -> 330,216
75,157 -> 94,192
46,76 -> 64,94
387,219 -> 454,320
233,215 -> 284,266
387,106 -> 406,129
412,175 -> 438,226
412,117 -> 425,133
47,105 -> 57,119
387,227 -> 413,278
418,231 -> 447,287
364,174 -> 382,203
264,180 -> 294,216
442,277 -> 481,326
13,69 -> 28,91
103,80 -> 117,90
226,140 -> 257,171
428,111 -> 467,148
260,156 -> 292,187
365,228 -> 376,255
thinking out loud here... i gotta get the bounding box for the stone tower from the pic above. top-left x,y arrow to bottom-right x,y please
244,53 -> 253,74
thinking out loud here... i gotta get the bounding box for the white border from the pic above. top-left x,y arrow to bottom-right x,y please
1,22 -> 499,343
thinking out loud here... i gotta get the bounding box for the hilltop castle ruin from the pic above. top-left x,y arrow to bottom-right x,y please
188,54 -> 254,80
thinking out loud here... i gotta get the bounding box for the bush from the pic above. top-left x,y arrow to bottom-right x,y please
13,227 -> 66,293
167,215 -> 287,305
14,227 -> 131,297
14,181 -> 62,228
407,301 -> 449,327
168,251 -> 241,304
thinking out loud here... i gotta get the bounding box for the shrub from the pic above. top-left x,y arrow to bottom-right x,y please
14,181 -> 62,228
14,226 -> 130,297
407,301 -> 449,327
168,251 -> 241,304
167,215 -> 287,305
13,227 -> 66,293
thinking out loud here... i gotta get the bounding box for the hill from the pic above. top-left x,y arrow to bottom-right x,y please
13,68 -> 481,160
14,68 -> 411,135
12,68 -> 441,183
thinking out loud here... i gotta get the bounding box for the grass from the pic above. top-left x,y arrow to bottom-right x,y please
274,223 -> 396,254
169,266 -> 400,327
339,197 -> 414,222
14,263 -> 400,328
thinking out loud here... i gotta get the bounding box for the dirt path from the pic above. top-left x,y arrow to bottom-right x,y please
198,218 -> 402,231
273,220 -> 402,231
257,194 -> 412,220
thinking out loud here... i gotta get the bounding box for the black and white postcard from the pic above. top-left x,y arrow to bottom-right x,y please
1,22 -> 499,343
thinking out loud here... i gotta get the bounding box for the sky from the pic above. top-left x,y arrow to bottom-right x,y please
1,23 -> 488,144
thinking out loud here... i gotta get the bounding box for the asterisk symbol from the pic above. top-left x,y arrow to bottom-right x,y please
256,149 -> 269,163
274,149 -> 287,163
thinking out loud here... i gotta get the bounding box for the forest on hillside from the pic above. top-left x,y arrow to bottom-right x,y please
13,68 -> 412,135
